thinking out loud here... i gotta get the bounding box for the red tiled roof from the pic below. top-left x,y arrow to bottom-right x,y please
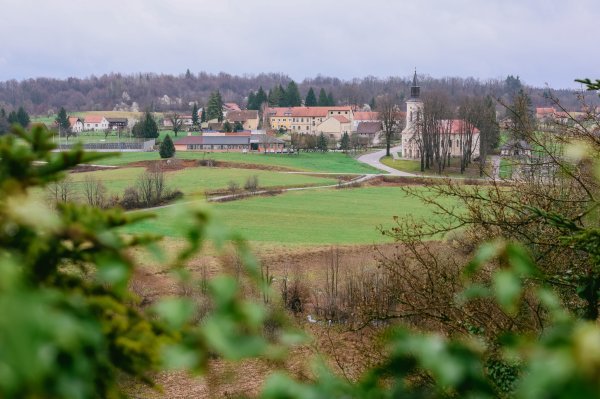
84,115 -> 105,124
357,121 -> 382,134
444,119 -> 480,134
327,106 -> 353,111
332,115 -> 350,123
68,117 -> 81,126
536,107 -> 556,116
353,111 -> 380,121
224,103 -> 241,111
226,110 -> 258,122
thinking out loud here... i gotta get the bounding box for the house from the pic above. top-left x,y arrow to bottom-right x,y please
106,117 -> 128,130
352,111 -> 380,131
223,102 -> 241,115
83,115 -> 109,131
163,115 -> 194,128
356,121 -> 383,144
226,110 -> 259,130
174,135 -> 251,152
316,115 -> 352,140
267,106 -> 355,136
500,140 -> 532,157
401,71 -> 480,159
68,117 -> 83,133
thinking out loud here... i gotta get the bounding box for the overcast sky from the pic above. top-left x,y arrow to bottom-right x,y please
1,0 -> 597,89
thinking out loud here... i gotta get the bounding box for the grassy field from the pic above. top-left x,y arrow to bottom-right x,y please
380,156 -> 484,178
499,158 -> 514,179
92,151 -> 379,174
123,186 -> 452,245
69,166 -> 338,198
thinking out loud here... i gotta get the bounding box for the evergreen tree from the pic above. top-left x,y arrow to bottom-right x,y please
340,132 -> 350,152
327,91 -> 335,106
247,91 -> 257,110
318,88 -> 329,106
16,107 -> 30,128
268,86 -> 283,107
201,107 -> 207,123
0,108 -> 7,135
278,85 -> 287,107
191,103 -> 199,128
7,111 -> 18,125
55,107 -> 70,133
255,86 -> 267,109
223,120 -> 233,132
206,91 -> 224,122
285,81 -> 302,107
233,121 -> 244,132
305,87 -> 317,106
159,134 -> 175,158
185,69 -> 192,79
132,111 -> 159,139
317,132 -> 328,152
369,97 -> 376,111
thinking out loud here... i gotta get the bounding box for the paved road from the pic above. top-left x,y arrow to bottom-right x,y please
357,146 -> 415,176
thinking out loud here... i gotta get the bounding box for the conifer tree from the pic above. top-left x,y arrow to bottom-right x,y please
255,86 -> 267,109
201,107 -> 207,123
191,103 -> 199,128
318,88 -> 329,106
268,86 -> 283,107
327,91 -> 335,106
369,97 -> 376,111
0,108 -> 7,134
206,91 -> 224,122
132,111 -> 158,139
340,132 -> 350,153
16,107 -> 30,128
305,87 -> 317,106
317,132 -> 328,152
55,107 -> 70,133
159,134 -> 175,158
223,120 -> 233,132
247,91 -> 257,110
285,81 -> 302,107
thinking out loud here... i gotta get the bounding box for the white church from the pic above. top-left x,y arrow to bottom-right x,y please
400,71 -> 480,159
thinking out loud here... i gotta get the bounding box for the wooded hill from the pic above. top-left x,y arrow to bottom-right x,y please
0,71 -> 594,115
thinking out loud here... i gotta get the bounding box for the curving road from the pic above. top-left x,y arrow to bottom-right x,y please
357,146 -> 415,176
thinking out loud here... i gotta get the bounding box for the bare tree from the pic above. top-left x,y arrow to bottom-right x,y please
168,112 -> 184,137
46,176 -> 76,205
458,97 -> 483,173
136,164 -> 165,206
418,93 -> 454,173
82,175 -> 107,208
377,94 -> 403,157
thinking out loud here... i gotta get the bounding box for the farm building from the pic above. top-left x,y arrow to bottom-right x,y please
174,133 -> 285,153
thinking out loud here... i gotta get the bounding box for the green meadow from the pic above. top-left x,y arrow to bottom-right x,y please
92,150 -> 380,174
123,186 -> 451,245
69,166 -> 338,197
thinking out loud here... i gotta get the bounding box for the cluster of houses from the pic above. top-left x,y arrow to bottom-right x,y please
66,115 -> 130,133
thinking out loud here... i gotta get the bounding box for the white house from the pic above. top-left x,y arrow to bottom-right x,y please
83,115 -> 109,131
68,116 -> 83,133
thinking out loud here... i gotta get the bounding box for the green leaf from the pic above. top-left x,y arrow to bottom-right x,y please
152,298 -> 195,330
493,270 -> 522,314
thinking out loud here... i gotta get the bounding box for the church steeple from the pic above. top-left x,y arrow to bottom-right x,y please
410,69 -> 420,99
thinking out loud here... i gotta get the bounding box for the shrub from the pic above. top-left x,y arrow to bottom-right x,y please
244,175 -> 259,192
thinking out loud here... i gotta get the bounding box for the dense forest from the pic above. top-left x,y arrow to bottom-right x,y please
0,71 -> 595,116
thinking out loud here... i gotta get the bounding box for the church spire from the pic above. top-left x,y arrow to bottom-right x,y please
410,68 -> 420,99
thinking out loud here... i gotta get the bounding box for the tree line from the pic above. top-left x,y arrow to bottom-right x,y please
1,71 -> 592,116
